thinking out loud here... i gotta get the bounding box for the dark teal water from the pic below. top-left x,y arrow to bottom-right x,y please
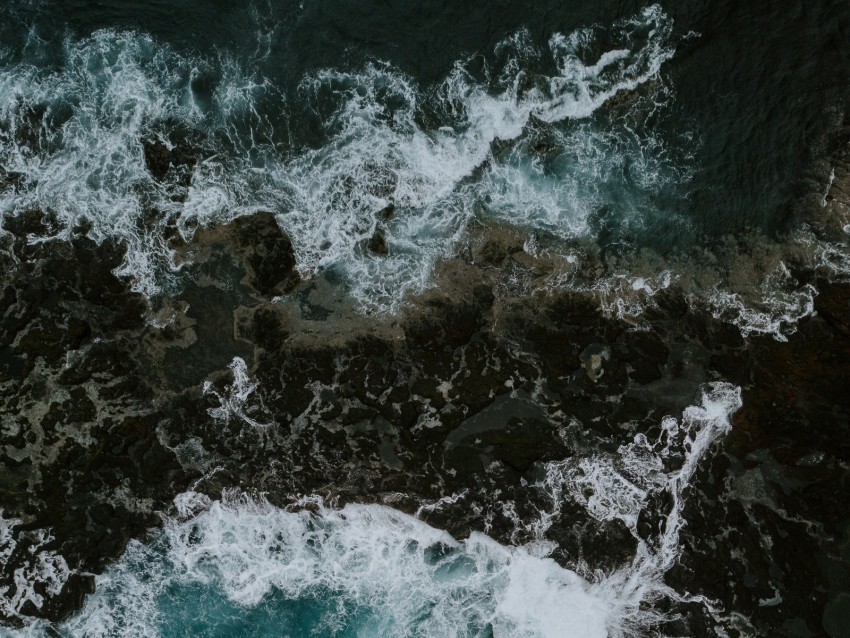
3,0 -> 847,241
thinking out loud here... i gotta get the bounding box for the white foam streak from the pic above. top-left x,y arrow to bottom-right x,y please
2,7 -> 841,337
276,6 -> 677,310
539,383 -> 742,631
594,270 -> 677,320
203,357 -> 274,428
0,31 -> 274,296
538,7 -> 673,123
705,262 -> 817,342
54,384 -> 742,637
64,492 -> 613,638
0,513 -> 71,624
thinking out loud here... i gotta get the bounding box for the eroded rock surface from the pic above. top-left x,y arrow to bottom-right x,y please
0,205 -> 849,636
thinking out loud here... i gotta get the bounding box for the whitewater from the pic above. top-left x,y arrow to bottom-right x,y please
1,2 -> 848,635
38,384 -> 740,638
1,4 -> 842,333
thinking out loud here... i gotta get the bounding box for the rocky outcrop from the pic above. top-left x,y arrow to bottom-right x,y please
0,213 -> 183,624
142,137 -> 197,186
0,194 -> 849,636
179,212 -> 301,297
0,208 -> 303,625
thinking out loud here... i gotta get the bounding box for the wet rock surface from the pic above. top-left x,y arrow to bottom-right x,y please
0,214 -> 181,624
662,282 -> 850,637
1,182 -> 850,634
0,206 -> 847,636
142,136 -> 197,187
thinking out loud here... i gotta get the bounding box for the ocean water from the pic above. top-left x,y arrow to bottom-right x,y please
1,0 -> 849,636
1,0 -> 847,319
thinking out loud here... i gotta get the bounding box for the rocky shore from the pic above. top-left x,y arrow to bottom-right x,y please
1,133 -> 849,637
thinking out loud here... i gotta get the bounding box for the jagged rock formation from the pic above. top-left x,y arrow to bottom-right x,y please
1,195 -> 848,636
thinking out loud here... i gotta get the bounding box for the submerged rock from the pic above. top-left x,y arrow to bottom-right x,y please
0,168 -> 24,191
177,212 -> 301,298
376,203 -> 396,222
367,228 -> 388,255
230,213 -> 301,296
142,138 -> 197,184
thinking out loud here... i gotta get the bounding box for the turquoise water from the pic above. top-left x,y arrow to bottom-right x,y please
56,495 -> 617,638
153,586 -> 371,637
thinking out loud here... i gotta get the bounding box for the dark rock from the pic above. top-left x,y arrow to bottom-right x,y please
376,204 -> 395,221
2,184 -> 849,638
0,169 -> 24,190
0,215 -> 189,627
367,228 -> 388,255
815,281 -> 850,339
142,137 -> 197,186
229,213 -> 300,296
142,140 -> 172,181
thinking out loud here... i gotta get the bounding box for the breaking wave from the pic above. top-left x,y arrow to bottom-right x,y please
37,383 -> 742,638
3,2 -> 842,335
0,6 -> 690,311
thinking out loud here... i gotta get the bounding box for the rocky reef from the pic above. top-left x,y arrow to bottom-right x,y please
1,134 -> 850,636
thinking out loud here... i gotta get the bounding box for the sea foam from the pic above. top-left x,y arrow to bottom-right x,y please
47,383 -> 741,638
59,494 -> 611,638
0,513 -> 70,626
1,4 -> 846,336
0,6 -> 682,312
